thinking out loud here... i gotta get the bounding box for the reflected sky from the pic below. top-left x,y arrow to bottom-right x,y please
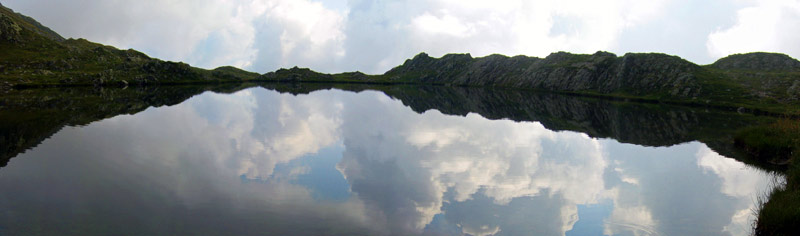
0,88 -> 774,235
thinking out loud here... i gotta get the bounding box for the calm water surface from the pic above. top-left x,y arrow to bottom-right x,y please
0,87 -> 775,235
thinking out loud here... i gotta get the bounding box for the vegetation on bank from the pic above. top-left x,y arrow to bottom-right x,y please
734,119 -> 800,235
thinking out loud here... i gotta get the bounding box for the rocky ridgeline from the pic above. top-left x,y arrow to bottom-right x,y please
260,66 -> 334,82
385,51 -> 701,98
0,5 -> 256,88
709,52 -> 800,103
712,52 -> 800,71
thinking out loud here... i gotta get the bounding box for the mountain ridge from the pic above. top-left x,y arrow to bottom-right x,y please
0,4 -> 258,90
255,50 -> 800,114
2,4 -> 799,114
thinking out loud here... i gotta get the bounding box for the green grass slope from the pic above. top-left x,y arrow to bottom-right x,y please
0,5 -> 256,89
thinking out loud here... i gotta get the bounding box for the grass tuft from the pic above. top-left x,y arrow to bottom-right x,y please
735,118 -> 800,165
739,118 -> 800,235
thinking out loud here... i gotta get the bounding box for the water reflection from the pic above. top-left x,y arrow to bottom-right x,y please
0,87 -> 773,235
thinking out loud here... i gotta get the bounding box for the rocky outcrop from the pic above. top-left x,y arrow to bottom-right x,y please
384,51 -> 701,98
708,52 -> 800,103
0,4 -> 63,43
259,66 -> 334,82
0,13 -> 22,43
712,52 -> 800,71
255,50 -> 800,113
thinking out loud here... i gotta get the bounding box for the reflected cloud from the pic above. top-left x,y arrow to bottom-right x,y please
604,206 -> 657,236
335,92 -> 608,233
0,87 -> 775,235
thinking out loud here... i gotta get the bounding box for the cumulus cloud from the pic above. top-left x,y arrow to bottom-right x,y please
335,92 -> 609,234
192,89 -> 343,179
707,0 -> 800,60
249,0 -> 347,72
4,0 -> 346,71
8,0 -> 796,73
697,147 -> 772,198
344,0 -> 671,72
697,147 -> 775,235
599,141 -> 774,236
3,0 -> 258,68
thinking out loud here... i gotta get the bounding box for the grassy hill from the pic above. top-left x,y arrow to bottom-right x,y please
0,4 -> 257,89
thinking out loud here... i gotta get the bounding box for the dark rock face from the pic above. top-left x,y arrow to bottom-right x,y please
0,14 -> 22,43
385,51 -> 701,98
712,52 -> 800,71
259,66 -> 334,82
0,5 -> 64,43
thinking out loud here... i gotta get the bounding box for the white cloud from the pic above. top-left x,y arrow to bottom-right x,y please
411,11 -> 475,38
91,88 -> 343,181
3,0 -> 346,71
266,0 -> 347,69
0,86 -> 780,235
401,0 -> 669,66
604,206 -> 658,236
697,146 -> 774,236
697,147 -> 772,198
707,0 -> 800,59
335,93 -> 609,233
1,93 -> 377,234
11,0 -> 796,74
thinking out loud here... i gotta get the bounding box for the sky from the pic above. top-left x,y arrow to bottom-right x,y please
4,0 -> 800,74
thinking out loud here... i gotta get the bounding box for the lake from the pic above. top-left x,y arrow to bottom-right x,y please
0,84 -> 778,235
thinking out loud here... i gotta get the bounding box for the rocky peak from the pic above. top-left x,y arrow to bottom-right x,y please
407,52 -> 432,64
543,51 -> 575,61
537,51 -> 606,67
619,53 -> 698,69
593,51 -> 617,58
387,52 -> 436,75
0,5 -> 65,42
401,52 -> 434,66
440,53 -> 472,61
0,13 -> 22,42
711,52 -> 800,71
260,66 -> 332,81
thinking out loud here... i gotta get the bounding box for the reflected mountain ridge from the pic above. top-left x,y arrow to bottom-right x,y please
259,83 -> 773,168
0,83 -> 773,170
0,84 -> 776,235
0,83 -> 254,167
